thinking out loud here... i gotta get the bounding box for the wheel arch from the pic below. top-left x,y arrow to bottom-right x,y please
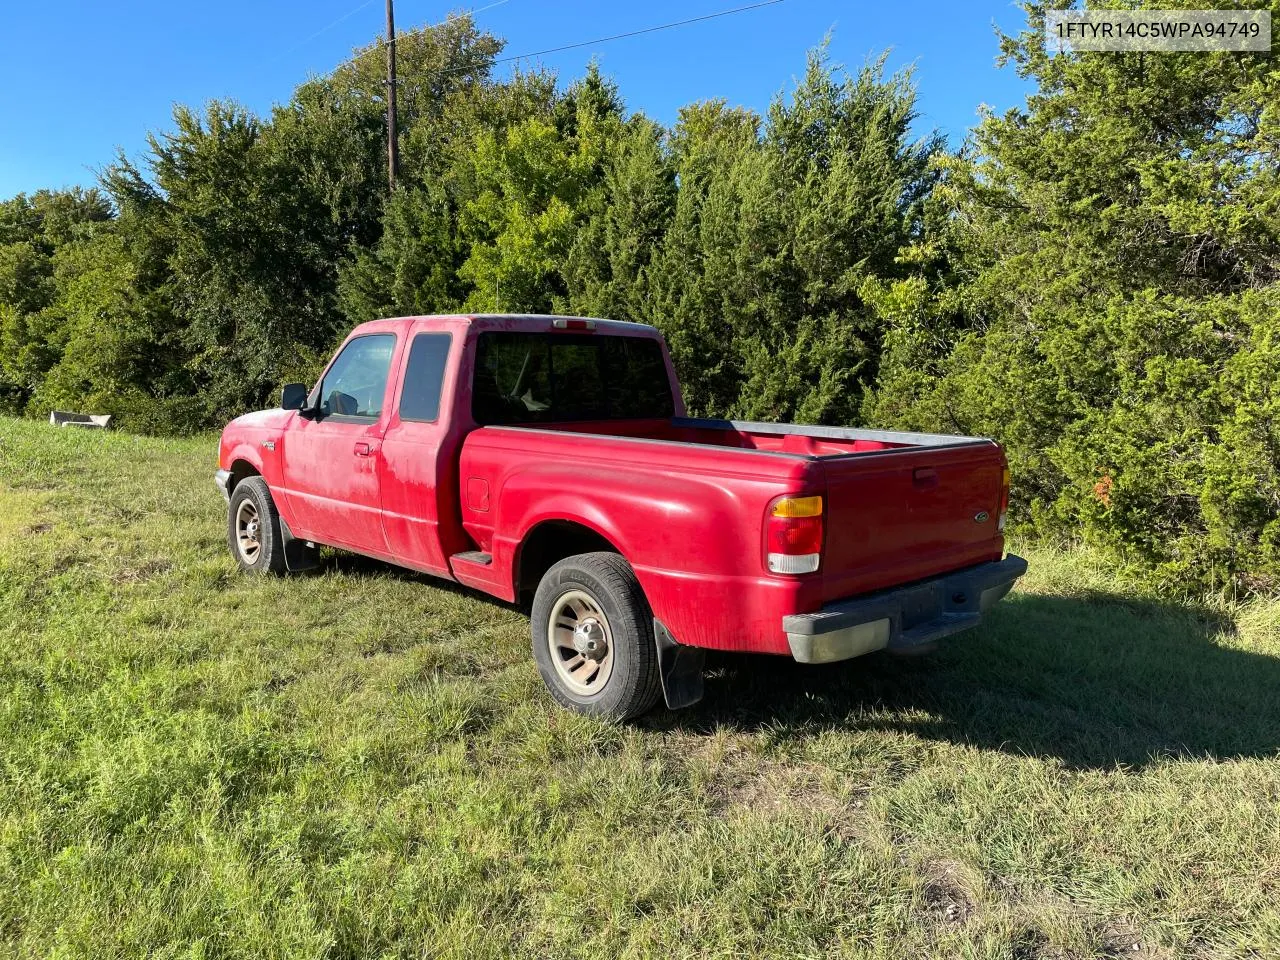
514,518 -> 623,606
227,457 -> 262,493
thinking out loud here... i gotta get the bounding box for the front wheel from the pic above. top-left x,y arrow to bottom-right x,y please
530,552 -> 662,720
227,477 -> 287,575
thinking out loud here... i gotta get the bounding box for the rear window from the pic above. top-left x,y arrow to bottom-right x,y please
472,332 -> 674,425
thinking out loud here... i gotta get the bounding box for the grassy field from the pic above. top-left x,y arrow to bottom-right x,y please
1,416 -> 1278,959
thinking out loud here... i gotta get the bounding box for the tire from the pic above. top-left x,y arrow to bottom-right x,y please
227,477 -> 288,575
530,552 -> 662,720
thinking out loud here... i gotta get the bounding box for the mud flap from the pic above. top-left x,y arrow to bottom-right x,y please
280,518 -> 322,573
654,619 -> 705,710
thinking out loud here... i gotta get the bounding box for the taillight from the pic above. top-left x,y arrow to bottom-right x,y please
998,467 -> 1010,532
766,495 -> 823,574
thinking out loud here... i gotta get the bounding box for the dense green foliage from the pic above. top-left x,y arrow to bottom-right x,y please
0,22 -> 936,429
863,1 -> 1280,593
1,3 -> 1277,592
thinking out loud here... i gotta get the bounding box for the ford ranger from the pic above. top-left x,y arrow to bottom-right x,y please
216,314 -> 1027,718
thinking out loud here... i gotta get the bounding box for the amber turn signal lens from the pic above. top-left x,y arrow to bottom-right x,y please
771,495 -> 823,518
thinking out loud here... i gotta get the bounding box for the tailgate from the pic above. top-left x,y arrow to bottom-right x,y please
819,442 -> 1006,603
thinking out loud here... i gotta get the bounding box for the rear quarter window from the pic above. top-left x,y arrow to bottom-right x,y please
399,333 -> 451,422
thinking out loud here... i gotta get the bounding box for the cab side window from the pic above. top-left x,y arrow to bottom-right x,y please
317,334 -> 396,419
398,333 -> 451,422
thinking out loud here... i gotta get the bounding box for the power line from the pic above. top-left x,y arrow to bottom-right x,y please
394,0 -> 513,41
345,0 -> 784,83
279,0 -> 379,61
434,0 -> 512,27
460,0 -> 786,74
279,0 -> 511,65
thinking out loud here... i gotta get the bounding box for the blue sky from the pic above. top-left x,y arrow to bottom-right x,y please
0,1 -> 1032,199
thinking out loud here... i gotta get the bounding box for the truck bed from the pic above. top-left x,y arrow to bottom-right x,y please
512,417 -> 1005,599
458,416 -> 1007,653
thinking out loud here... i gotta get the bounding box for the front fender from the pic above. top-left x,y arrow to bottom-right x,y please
217,421 -> 295,529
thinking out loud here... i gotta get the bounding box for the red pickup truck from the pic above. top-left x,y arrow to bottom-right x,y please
216,314 -> 1026,718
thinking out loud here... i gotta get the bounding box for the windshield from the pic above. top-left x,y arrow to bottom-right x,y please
472,332 -> 674,425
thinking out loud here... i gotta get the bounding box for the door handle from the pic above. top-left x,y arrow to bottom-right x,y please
354,441 -> 374,457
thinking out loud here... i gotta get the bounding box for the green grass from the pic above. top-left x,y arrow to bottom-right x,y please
1,415 -> 1278,959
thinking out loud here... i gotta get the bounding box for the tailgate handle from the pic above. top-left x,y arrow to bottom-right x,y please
912,467 -> 939,489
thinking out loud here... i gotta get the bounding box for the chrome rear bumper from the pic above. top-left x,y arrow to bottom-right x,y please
783,554 -> 1029,664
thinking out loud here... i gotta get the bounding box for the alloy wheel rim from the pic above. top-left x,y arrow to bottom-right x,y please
547,589 -> 614,696
235,499 -> 261,564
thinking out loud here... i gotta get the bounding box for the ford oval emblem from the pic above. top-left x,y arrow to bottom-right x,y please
974,511 -> 990,523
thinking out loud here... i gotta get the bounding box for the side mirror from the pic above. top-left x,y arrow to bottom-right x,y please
281,383 -> 309,411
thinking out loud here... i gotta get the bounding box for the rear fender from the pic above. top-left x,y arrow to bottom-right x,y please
495,474 -> 802,653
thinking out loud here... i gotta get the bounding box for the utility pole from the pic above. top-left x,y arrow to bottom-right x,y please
385,0 -> 399,191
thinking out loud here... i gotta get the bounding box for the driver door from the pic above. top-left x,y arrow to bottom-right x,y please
282,333 -> 399,555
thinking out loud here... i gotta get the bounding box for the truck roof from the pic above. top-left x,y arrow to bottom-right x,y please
355,313 -> 658,337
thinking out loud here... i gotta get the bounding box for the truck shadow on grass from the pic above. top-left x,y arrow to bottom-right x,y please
317,551 -> 525,609
318,551 -> 1279,769
660,590 -> 1280,770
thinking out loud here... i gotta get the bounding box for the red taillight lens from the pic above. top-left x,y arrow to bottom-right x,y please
998,467 -> 1010,532
766,495 -> 823,574
768,515 -> 823,557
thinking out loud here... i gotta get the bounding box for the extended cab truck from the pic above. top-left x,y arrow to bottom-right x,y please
216,314 -> 1027,718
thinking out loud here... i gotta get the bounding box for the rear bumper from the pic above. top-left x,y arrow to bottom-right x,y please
782,554 -> 1028,664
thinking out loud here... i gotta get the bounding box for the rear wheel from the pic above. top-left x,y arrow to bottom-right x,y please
228,477 -> 287,575
531,552 -> 661,720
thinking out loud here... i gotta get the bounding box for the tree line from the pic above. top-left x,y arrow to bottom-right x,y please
1,2 -> 1277,594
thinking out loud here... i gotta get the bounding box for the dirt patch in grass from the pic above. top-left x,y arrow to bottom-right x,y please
1097,920 -> 1170,959
48,553 -> 87,575
263,674 -> 297,693
693,741 -> 867,842
920,857 -> 977,927
1010,928 -> 1054,960
110,557 -> 175,583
